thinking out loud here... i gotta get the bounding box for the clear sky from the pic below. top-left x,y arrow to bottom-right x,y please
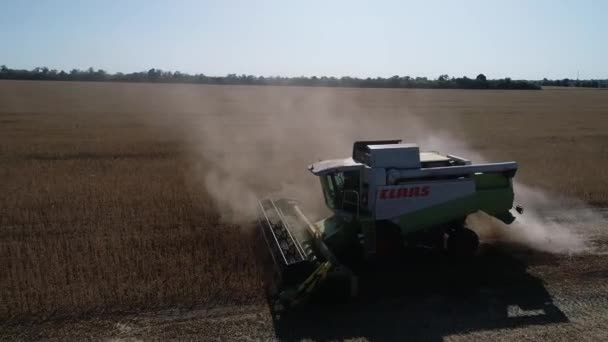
1,0 -> 606,79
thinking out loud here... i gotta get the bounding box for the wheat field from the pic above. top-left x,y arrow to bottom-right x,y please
1,80 -> 607,321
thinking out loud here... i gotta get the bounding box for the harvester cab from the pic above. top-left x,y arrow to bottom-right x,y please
257,139 -> 521,312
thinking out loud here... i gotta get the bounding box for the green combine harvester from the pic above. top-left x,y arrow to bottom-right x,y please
257,140 -> 523,311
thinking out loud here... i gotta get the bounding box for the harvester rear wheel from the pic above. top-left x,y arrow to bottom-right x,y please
446,227 -> 479,258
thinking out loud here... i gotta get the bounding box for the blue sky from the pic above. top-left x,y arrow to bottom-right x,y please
1,0 -> 606,79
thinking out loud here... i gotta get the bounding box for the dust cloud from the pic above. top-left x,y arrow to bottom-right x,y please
172,85 -> 599,254
179,87 -> 432,223
421,131 -> 596,254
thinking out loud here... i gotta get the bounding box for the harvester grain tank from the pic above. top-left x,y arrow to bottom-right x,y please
257,140 -> 522,310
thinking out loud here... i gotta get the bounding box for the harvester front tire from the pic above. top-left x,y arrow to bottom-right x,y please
447,228 -> 479,258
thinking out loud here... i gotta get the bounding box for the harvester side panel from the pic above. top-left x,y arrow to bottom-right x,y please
374,179 -> 475,220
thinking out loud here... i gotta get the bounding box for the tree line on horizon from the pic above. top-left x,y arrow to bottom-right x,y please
3,64 -> 600,90
540,78 -> 606,88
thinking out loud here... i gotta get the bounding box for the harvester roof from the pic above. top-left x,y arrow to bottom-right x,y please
419,152 -> 450,163
308,158 -> 364,176
308,141 -> 479,176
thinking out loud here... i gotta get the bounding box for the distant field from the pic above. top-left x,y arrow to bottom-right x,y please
1,80 -> 608,321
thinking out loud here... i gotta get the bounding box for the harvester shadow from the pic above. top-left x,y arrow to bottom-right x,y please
272,245 -> 567,342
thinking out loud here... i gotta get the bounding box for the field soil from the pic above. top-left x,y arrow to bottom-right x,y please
1,80 -> 608,340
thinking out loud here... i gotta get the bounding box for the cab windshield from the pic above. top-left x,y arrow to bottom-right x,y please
320,170 -> 360,211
